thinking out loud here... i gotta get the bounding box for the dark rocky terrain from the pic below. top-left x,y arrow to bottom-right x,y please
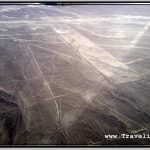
0,4 -> 150,145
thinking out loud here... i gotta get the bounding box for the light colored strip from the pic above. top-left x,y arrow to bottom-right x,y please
53,25 -> 140,84
130,22 -> 150,48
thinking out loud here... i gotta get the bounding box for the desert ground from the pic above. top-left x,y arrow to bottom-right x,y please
0,4 -> 150,145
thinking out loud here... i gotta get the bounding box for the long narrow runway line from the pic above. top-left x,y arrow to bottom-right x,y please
24,44 -> 60,126
95,99 -> 147,132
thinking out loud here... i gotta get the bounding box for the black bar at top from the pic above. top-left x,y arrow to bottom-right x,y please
0,1 -> 150,5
